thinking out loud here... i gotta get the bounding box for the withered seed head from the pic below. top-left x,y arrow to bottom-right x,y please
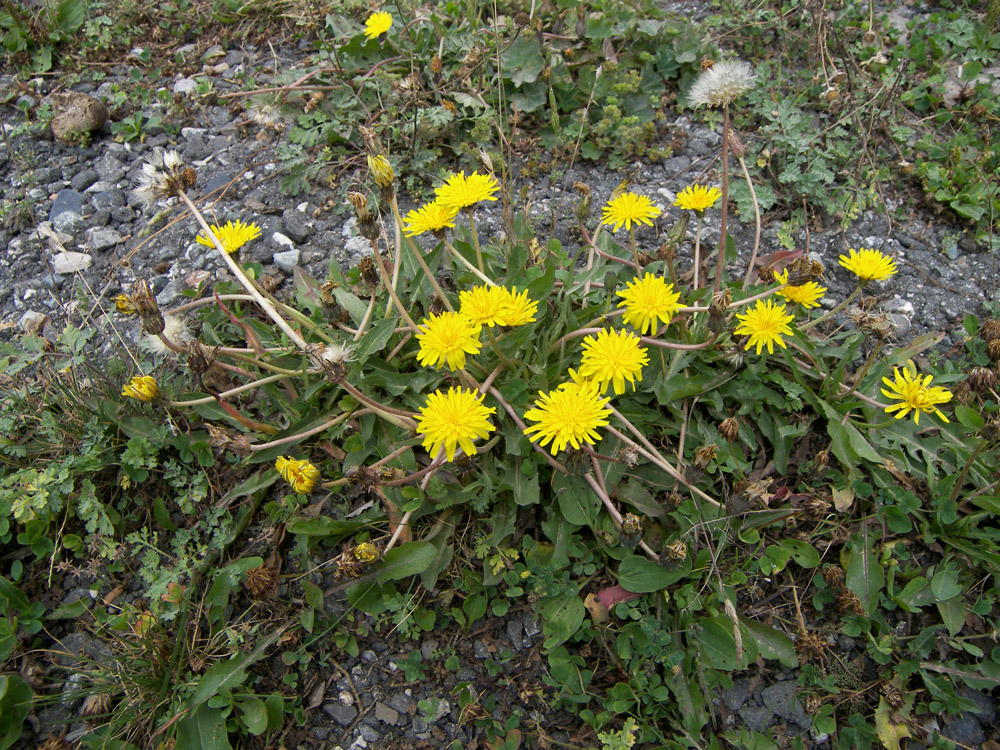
663,539 -> 687,561
619,513 -> 643,548
719,417 -> 740,442
967,366 -> 997,391
823,565 -> 846,590
980,318 -> 1000,342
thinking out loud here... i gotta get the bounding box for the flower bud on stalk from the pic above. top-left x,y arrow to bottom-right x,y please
132,279 -> 164,335
348,191 -> 380,241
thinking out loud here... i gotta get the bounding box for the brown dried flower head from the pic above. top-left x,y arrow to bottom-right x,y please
795,631 -> 831,666
980,318 -> 1000,341
244,565 -> 279,599
836,589 -> 865,615
968,366 -> 997,391
663,539 -> 687,561
694,443 -> 718,468
619,513 -> 643,548
823,565 -> 846,590
132,279 -> 165,336
719,417 -> 740,442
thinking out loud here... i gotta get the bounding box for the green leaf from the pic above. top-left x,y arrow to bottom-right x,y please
553,473 -> 598,526
286,517 -> 365,537
617,555 -> 689,593
696,617 -> 739,670
930,569 -> 962,602
936,596 -> 966,636
0,675 -> 32,750
739,616 -> 798,668
54,0 -> 85,34
843,531 -> 884,615
375,542 -> 436,582
354,318 -> 397,363
779,539 -> 820,569
539,592 -> 584,649
954,405 -> 984,430
503,36 -> 545,86
176,705 -> 232,750
238,696 -> 268,736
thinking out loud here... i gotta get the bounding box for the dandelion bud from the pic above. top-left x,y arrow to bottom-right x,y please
574,181 -> 592,222
619,513 -> 643,548
430,54 -> 443,75
513,11 -> 531,27
131,279 -> 164,335
367,154 -> 395,190
358,255 -> 380,289
275,456 -> 320,494
348,191 -> 379,240
719,417 -> 740,441
359,125 -> 383,156
814,449 -> 829,468
708,288 -> 732,335
122,375 -> 159,402
353,542 -> 380,563
663,539 -> 687,561
727,129 -> 746,159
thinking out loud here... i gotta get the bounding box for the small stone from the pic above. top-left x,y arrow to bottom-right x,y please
321,701 -> 358,726
49,92 -> 108,145
374,701 -> 400,726
273,248 -> 300,273
185,270 -> 212,288
738,705 -> 774,732
282,208 -> 312,243
89,209 -> 111,227
942,714 -> 985,747
473,641 -> 490,659
420,640 -> 439,660
174,78 -> 198,95
388,693 -> 414,715
522,613 -> 541,638
92,190 -> 125,210
506,618 -> 524,650
357,724 -> 380,742
360,649 -> 377,663
86,228 -> 121,252
720,678 -> 751,711
156,279 -> 184,307
71,168 -> 99,192
93,155 -> 126,183
50,189 -> 87,234
271,231 -> 295,249
52,252 -> 92,274
19,310 -> 50,334
762,680 -> 811,729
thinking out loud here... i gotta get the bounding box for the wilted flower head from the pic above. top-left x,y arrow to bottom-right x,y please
687,59 -> 757,108
130,148 -> 195,208
143,314 -> 194,357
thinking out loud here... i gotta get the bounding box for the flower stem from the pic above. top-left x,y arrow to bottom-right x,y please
442,237 -> 496,286
693,212 -> 704,289
738,155 -> 762,290
178,191 -> 308,351
368,237 -> 420,333
831,340 -> 883,402
713,103 -> 731,295
801,282 -> 862,331
468,208 -> 485,273
629,227 -> 639,270
390,196 -> 454,312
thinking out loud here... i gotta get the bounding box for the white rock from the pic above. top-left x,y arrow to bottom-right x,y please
273,248 -> 300,273
173,78 -> 198,95
271,231 -> 295,249
19,310 -> 50,333
52,251 -> 93,274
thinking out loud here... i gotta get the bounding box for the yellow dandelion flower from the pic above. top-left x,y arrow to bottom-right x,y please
838,247 -> 898,282
122,375 -> 158,402
498,287 -> 538,326
616,273 -> 682,335
364,10 -> 393,40
733,298 -> 796,355
196,219 -> 262,254
367,154 -> 394,188
353,542 -> 380,562
880,367 -> 952,425
275,456 -> 320,494
673,185 -> 722,213
774,269 -> 827,309
579,328 -> 650,395
416,311 -> 482,371
523,378 -> 612,455
402,200 -> 461,237
435,171 -> 500,209
600,191 -> 662,232
416,387 -> 496,462
459,284 -> 508,329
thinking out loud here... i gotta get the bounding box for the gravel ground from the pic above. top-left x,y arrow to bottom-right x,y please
2,30 -> 998,750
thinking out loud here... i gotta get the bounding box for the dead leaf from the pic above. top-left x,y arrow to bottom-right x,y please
832,485 -> 854,512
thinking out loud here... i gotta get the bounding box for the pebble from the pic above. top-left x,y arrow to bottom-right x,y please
50,189 -> 87,234
70,168 -> 98,192
52,251 -> 92,274
86,228 -> 121,252
282,208 -> 312,243
19,310 -> 50,333
174,78 -> 198,95
273,248 -> 300,273
374,701 -> 400,726
322,701 -> 358,726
